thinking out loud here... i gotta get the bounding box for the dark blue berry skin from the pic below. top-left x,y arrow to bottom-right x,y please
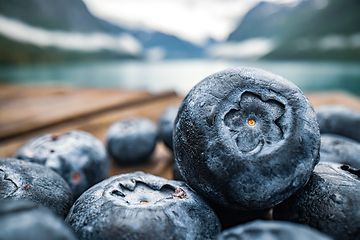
320,134 -> 360,168
13,130 -> 110,200
273,162 -> 360,240
208,200 -> 272,230
65,171 -> 221,240
174,161 -> 270,229
173,155 -> 271,230
106,118 -> 158,166
0,200 -> 77,240
316,104 -> 360,142
0,158 -> 73,218
172,162 -> 184,181
158,104 -> 179,151
173,67 -> 320,210
216,220 -> 332,240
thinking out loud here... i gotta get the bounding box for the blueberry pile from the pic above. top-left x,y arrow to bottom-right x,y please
2,67 -> 360,240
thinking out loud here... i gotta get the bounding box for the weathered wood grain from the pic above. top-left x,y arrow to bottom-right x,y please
0,84 -> 152,140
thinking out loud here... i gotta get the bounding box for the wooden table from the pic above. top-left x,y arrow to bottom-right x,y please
1,84 -> 359,180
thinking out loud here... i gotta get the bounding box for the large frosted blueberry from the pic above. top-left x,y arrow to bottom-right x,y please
316,104 -> 360,142
273,162 -> 360,240
0,200 -> 77,240
0,158 -> 73,218
106,118 -> 158,165
13,130 -> 110,199
65,171 -> 221,240
216,220 -> 332,240
320,134 -> 360,168
158,104 -> 179,151
173,67 -> 320,210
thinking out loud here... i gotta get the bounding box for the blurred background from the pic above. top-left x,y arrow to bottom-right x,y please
0,0 -> 359,96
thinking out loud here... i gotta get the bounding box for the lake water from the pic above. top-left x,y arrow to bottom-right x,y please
0,59 -> 360,96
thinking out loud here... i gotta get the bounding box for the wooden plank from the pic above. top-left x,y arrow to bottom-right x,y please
0,84 -> 73,101
306,91 -> 360,111
0,84 -> 153,140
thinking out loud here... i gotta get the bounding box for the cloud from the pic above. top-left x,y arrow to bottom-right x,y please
83,0 -> 301,45
0,14 -> 142,55
207,38 -> 276,59
83,0 -> 256,45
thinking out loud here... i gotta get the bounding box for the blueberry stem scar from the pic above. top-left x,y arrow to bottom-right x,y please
340,165 -> 360,178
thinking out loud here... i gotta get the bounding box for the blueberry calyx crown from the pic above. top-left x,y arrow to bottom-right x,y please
224,91 -> 285,153
108,179 -> 186,205
340,164 -> 360,179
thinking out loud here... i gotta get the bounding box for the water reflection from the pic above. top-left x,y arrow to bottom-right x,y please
0,59 -> 359,96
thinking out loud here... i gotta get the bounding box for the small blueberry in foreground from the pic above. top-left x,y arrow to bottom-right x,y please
13,130 -> 110,199
0,158 -> 73,218
316,104 -> 360,142
106,118 -> 158,166
65,171 -> 221,240
158,104 -> 179,151
174,67 -> 320,210
0,200 -> 77,240
320,133 -> 360,168
273,162 -> 360,240
216,220 -> 332,240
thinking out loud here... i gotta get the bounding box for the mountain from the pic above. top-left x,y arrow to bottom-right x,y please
227,1 -> 294,42
131,30 -> 204,59
0,0 -> 205,64
226,0 -> 360,61
0,0 -> 123,33
0,0 -> 144,64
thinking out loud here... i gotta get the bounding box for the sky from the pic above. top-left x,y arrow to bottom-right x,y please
83,0 -> 301,46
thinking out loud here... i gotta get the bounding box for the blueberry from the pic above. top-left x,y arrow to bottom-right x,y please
173,67 -> 320,210
273,162 -> 360,240
0,158 -> 73,218
216,220 -> 332,240
65,171 -> 221,240
0,199 -> 77,240
106,118 -> 158,166
158,104 -> 179,151
316,104 -> 360,142
320,134 -> 360,168
172,162 -> 184,181
13,130 -> 110,200
208,200 -> 272,230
